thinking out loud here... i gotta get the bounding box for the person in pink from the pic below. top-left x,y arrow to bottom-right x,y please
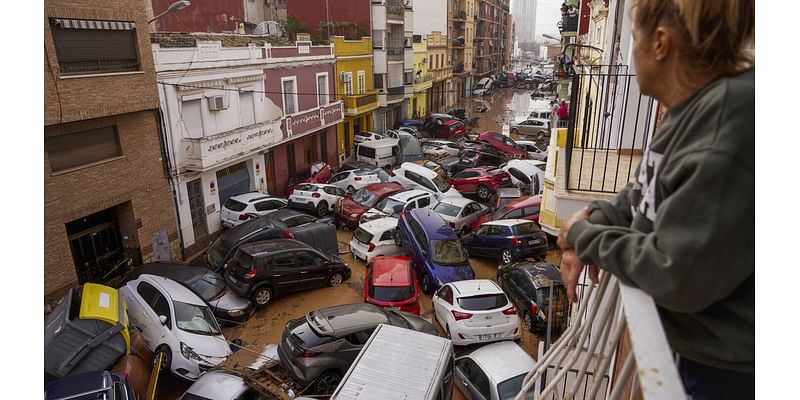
557,100 -> 569,120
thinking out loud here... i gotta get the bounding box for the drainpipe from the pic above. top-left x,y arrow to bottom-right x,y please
156,82 -> 187,260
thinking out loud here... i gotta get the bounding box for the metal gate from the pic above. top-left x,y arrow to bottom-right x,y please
216,162 -> 251,206
187,178 -> 208,241
67,209 -> 127,285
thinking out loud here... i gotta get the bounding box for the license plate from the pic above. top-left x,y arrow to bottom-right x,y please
528,240 -> 540,245
386,307 -> 400,311
479,334 -> 498,341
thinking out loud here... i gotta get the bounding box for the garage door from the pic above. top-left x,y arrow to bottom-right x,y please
216,162 -> 251,206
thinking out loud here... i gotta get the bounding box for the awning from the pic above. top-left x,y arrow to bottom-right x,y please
51,18 -> 136,31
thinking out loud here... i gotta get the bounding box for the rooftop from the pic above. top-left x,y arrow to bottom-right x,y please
150,32 -> 293,48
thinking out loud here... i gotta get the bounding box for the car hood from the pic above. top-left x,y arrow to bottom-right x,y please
440,187 -> 462,198
180,333 -> 232,365
341,199 -> 367,216
430,263 -> 476,284
208,288 -> 251,313
363,208 -> 391,221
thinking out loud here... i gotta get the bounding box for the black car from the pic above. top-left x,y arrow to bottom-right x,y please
445,150 -> 505,175
46,371 -> 135,400
496,262 -> 570,333
224,239 -> 351,306
124,262 -> 254,325
205,209 -> 336,273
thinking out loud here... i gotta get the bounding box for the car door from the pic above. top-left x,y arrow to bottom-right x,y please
452,170 -> 478,192
322,186 -> 345,209
433,285 -> 454,328
328,171 -> 350,190
455,358 -> 491,400
485,225 -> 508,257
266,252 -> 301,293
468,225 -> 490,256
504,269 -> 528,310
460,202 -> 481,229
294,250 -> 330,288
133,281 -> 172,347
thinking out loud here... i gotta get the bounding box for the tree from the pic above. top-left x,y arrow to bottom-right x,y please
281,15 -> 306,41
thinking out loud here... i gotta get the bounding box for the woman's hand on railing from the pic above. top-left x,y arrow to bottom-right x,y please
559,249 -> 597,303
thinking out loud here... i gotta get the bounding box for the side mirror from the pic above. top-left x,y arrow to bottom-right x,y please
159,315 -> 168,325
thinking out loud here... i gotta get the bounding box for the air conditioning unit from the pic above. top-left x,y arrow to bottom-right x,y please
207,95 -> 227,111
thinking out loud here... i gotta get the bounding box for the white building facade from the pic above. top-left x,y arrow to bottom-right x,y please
372,0 -> 415,132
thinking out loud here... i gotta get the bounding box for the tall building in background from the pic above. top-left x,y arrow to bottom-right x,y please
511,0 -> 537,44
449,0 -> 476,99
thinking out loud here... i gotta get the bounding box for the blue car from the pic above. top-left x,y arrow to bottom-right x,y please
45,370 -> 135,400
462,219 -> 549,264
394,208 -> 475,294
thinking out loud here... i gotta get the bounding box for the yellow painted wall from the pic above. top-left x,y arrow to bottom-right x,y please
333,36 -> 375,158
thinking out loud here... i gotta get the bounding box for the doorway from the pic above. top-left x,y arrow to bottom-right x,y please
67,208 -> 126,285
186,178 -> 209,242
344,121 -> 351,158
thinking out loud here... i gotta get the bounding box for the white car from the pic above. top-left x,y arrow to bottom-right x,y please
500,159 -> 546,195
398,126 -> 421,137
513,140 -> 547,162
220,192 -> 287,228
327,168 -> 387,194
390,162 -> 462,200
509,118 -> 551,139
120,274 -> 232,381
349,217 -> 402,263
287,183 -> 346,217
431,197 -> 488,236
422,140 -> 461,159
432,279 -> 520,346
181,370 -> 262,400
354,131 -> 383,144
360,189 -> 436,223
454,341 -> 536,400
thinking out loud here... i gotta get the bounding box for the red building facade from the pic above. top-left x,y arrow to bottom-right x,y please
150,0 -> 245,32
286,0 -> 371,40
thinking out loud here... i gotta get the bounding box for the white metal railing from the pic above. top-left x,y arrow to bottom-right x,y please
515,271 -> 686,400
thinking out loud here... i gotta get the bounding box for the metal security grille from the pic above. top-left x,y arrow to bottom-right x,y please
50,18 -> 139,75
187,178 -> 209,241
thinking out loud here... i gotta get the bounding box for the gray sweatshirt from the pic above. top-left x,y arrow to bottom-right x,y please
566,69 -> 754,373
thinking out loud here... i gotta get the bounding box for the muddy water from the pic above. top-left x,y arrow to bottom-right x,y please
454,88 -> 555,142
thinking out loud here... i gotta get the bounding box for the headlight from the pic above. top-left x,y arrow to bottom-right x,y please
180,342 -> 203,362
228,309 -> 245,317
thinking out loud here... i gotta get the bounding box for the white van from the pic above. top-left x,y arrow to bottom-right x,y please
331,324 -> 454,400
356,138 -> 400,170
473,77 -> 494,96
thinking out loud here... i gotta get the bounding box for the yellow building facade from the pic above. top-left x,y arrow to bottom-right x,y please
409,38 -> 432,119
332,36 -> 379,161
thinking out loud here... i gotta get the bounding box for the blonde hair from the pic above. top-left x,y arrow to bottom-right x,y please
632,0 -> 754,82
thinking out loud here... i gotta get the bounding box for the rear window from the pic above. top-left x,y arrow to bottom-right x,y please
433,202 -> 461,217
458,293 -> 509,310
498,374 -> 526,400
358,146 -> 376,158
230,251 -> 254,272
512,223 -> 540,235
353,227 -> 374,245
296,184 -> 318,191
370,285 -> 414,302
223,199 -> 247,212
291,319 -> 334,348
536,286 -> 567,306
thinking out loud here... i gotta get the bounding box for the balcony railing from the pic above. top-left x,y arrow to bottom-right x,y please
281,101 -> 344,139
182,120 -> 281,171
414,74 -> 432,84
387,46 -> 404,60
514,271 -> 686,400
563,65 -> 656,193
343,91 -> 379,115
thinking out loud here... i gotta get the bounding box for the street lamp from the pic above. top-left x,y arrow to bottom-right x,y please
542,34 -> 559,41
148,0 -> 191,24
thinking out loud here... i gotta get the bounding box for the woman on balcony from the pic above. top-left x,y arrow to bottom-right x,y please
556,0 -> 754,399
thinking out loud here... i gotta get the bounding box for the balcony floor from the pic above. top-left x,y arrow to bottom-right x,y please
555,148 -> 642,199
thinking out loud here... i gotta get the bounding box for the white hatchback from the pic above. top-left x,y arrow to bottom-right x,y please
500,159 -> 546,195
349,217 -> 402,263
360,189 -> 437,223
120,274 -> 232,381
390,162 -> 462,200
287,183 -> 346,217
220,192 -> 287,228
327,168 -> 388,194
432,279 -> 520,346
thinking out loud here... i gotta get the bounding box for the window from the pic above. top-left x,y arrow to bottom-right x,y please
417,196 -> 431,208
254,200 -> 284,211
344,328 -> 376,345
437,285 -> 453,304
46,126 -> 122,172
316,73 -> 329,106
342,72 -> 353,96
239,91 -> 255,126
358,145 -> 376,158
281,77 -> 298,115
374,73 -> 384,90
270,252 -> 296,268
357,71 -> 366,94
522,206 -> 541,217
372,30 -> 383,48
181,99 -> 204,136
49,18 -> 139,75
379,230 -> 394,241
296,251 -> 325,266
323,186 -> 345,197
466,359 -> 491,398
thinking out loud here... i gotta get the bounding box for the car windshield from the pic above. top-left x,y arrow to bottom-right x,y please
431,240 -> 468,265
370,285 -> 414,302
512,222 -> 540,235
174,301 -> 221,336
223,199 -> 247,212
492,205 -> 510,220
374,197 -> 405,216
352,189 -> 380,208
353,227 -> 374,245
458,293 -> 509,310
189,272 -> 226,300
431,174 -> 451,192
264,213 -> 289,229
206,238 -> 228,269
498,373 -> 527,400
433,202 -> 461,217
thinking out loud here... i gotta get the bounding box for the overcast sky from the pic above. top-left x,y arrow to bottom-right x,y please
511,0 -> 562,42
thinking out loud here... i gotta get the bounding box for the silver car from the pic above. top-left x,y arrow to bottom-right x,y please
180,371 -> 263,399
509,118 -> 551,139
454,341 -> 536,400
431,197 -> 488,236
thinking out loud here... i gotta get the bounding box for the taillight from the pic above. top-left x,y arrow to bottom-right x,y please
312,192 -> 321,198
503,305 -> 517,315
512,237 -> 523,247
451,310 -> 473,321
368,242 -> 376,252
449,222 -> 456,229
299,350 -> 320,358
239,214 -> 250,221
354,176 -> 362,181
283,228 -> 293,239
530,303 -> 538,315
244,267 -> 257,279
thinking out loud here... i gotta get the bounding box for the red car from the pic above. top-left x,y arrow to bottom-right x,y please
335,182 -> 404,229
447,167 -> 513,200
471,194 -> 542,231
477,131 -> 529,159
364,256 -> 421,315
433,119 -> 467,139
282,162 -> 332,198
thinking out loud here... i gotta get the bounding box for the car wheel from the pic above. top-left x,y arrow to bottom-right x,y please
477,184 -> 491,200
501,249 -> 513,264
316,201 -> 329,217
346,185 -> 355,195
251,286 -> 273,307
153,345 -> 171,374
524,312 -> 534,332
420,272 -> 433,295
511,128 -> 519,135
394,228 -> 403,246
327,272 -> 344,287
314,370 -> 342,394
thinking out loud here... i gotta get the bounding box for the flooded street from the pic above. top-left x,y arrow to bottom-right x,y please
454,88 -> 555,143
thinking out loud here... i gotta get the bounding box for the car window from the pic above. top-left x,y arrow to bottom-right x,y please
513,222 -> 540,235
344,327 -> 376,346
379,230 -> 394,242
404,170 -> 421,184
136,281 -> 160,306
458,293 -> 509,310
151,294 -> 172,329
505,209 -> 523,219
420,177 -> 437,192
522,206 -> 541,217
417,196 -> 431,208
358,146 -> 376,158
288,214 -> 315,227
296,251 -> 325,266
323,186 -> 340,196
487,225 -> 506,236
498,374 -> 527,400
507,168 -> 529,183
223,199 -> 247,212
174,301 -> 220,336
437,285 -> 453,304
270,252 -> 296,269
474,225 -> 490,236
296,184 -> 317,192
454,171 -> 478,179
460,358 -> 490,398
254,200 -> 278,211
408,218 -> 428,252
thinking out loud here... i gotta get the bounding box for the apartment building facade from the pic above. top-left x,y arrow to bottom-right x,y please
449,0 -> 475,98
333,36 -> 379,160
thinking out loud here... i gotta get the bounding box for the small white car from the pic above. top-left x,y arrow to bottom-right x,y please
513,140 -> 547,162
120,274 -> 232,381
349,217 -> 402,263
432,279 -> 520,346
422,140 -> 461,159
454,341 -> 536,400
354,131 -> 383,144
398,126 -> 421,137
288,183 -> 346,217
390,162 -> 462,200
501,159 -> 546,195
509,118 -> 551,139
431,197 -> 488,236
360,189 -> 437,223
327,168 -> 387,194
181,370 -> 263,399
220,192 -> 287,228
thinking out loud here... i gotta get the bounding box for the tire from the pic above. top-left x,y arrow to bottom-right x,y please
394,228 -> 403,246
501,249 -> 513,264
153,345 -> 171,374
316,201 -> 329,217
251,286 -> 273,307
524,312 -> 534,332
477,184 -> 491,200
314,370 -> 342,394
420,271 -> 433,295
327,272 -> 344,287
511,128 -> 519,135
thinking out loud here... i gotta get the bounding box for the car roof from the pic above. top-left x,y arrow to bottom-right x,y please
362,182 -> 405,195
185,371 -> 247,398
508,159 -> 546,170
358,138 -> 399,148
400,162 -> 438,178
483,219 -> 533,227
138,274 -> 206,305
510,262 -> 563,288
407,208 -> 456,240
239,239 -> 309,255
506,195 -> 542,209
297,183 -> 336,189
370,256 -> 413,287
270,208 -> 312,221
229,192 -> 270,203
438,196 -> 475,207
467,341 -> 536,383
496,187 -> 523,197
359,217 -> 399,233
450,279 -> 502,296
390,189 -> 429,201
309,303 -> 390,337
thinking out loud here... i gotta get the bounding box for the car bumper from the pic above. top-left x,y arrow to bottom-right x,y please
214,303 -> 256,325
449,319 -> 521,346
350,243 -> 369,263
336,211 -> 360,229
170,351 -> 221,381
512,244 -> 549,260
225,275 -> 253,298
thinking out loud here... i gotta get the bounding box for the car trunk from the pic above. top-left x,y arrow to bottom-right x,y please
457,293 -> 514,328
